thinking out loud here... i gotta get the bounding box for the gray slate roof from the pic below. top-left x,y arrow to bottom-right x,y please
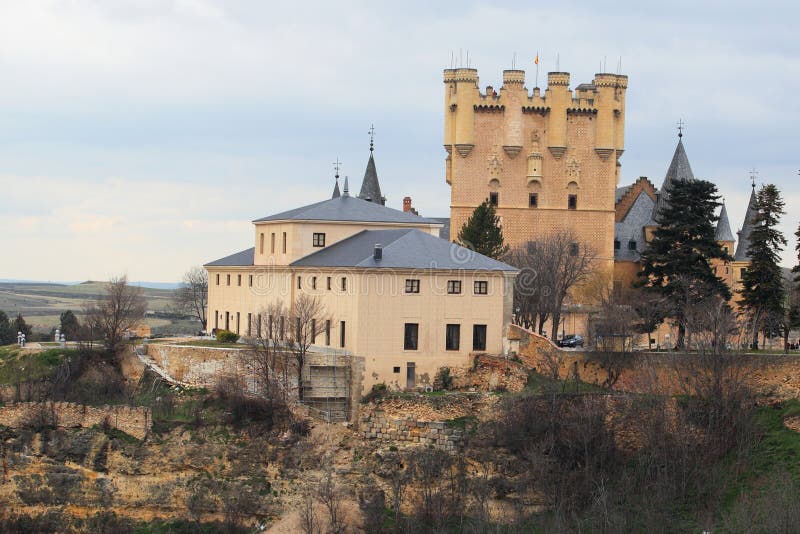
715,203 -> 735,242
652,139 -> 695,223
205,247 -> 255,267
358,152 -> 385,205
615,185 -> 632,203
331,179 -> 341,199
735,187 -> 759,261
254,195 -> 440,225
291,228 -> 517,271
431,217 -> 451,241
615,191 -> 654,261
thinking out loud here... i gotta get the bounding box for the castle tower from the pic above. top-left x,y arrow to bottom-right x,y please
443,65 -> 628,269
358,129 -> 386,205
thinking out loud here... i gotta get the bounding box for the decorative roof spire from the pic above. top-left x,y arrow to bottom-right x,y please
358,125 -> 386,205
676,118 -> 685,139
331,157 -> 342,199
735,182 -> 759,261
715,202 -> 735,243
343,176 -> 350,197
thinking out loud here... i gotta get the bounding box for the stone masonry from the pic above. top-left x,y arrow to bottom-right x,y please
0,402 -> 152,440
359,410 -> 464,452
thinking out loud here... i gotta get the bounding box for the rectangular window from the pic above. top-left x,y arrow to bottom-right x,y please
249,274 -> 253,287
628,240 -> 637,251
268,315 -> 273,339
405,279 -> 420,294
446,324 -> 460,351
325,320 -> 331,346
340,321 -> 346,348
529,193 -> 538,208
569,243 -> 579,256
327,276 -> 332,290
447,280 -> 462,294
216,274 -> 220,285
568,194 -> 578,210
271,233 -> 275,253
259,233 -> 264,254
341,277 -> 347,291
614,240 -> 621,250
257,314 -> 262,338
393,367 -> 401,373
404,323 -> 419,350
473,324 -> 487,351
226,274 -> 231,286
312,276 -> 317,290
282,232 -> 287,253
489,192 -> 498,206
474,281 -> 488,295
247,313 -> 252,337
236,312 -> 240,334
215,311 -> 219,330
297,276 -> 302,289
313,233 -> 326,247
237,274 -> 242,286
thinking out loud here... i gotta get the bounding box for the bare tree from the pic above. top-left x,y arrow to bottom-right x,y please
287,294 -> 331,401
507,231 -> 597,339
174,266 -> 208,331
83,275 -> 147,357
246,301 -> 291,403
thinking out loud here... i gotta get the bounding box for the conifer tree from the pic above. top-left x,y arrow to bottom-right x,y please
638,179 -> 731,349
0,311 -> 13,345
793,221 -> 800,289
740,184 -> 786,349
59,310 -> 81,339
11,313 -> 32,338
457,200 -> 509,259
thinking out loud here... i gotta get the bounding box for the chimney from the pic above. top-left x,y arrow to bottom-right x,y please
373,244 -> 383,261
403,196 -> 412,213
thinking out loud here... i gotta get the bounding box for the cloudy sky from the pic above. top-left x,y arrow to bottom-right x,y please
0,0 -> 797,282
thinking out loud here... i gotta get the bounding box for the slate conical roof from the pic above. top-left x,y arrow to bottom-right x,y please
651,138 -> 695,222
715,203 -> 735,242
735,186 -> 759,261
358,152 -> 385,205
331,178 -> 341,199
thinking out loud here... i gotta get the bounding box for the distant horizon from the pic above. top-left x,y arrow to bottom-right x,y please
0,279 -> 181,290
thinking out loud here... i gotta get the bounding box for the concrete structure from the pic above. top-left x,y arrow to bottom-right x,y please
205,155 -> 518,391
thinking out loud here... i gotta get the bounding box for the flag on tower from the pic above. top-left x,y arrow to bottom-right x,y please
534,52 -> 539,65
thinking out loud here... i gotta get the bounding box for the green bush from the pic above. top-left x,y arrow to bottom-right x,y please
215,330 -> 239,343
433,367 -> 453,390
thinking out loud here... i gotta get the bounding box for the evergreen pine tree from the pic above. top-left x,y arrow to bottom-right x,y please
11,312 -> 31,341
59,310 -> 81,339
457,200 -> 510,259
793,221 -> 800,288
740,184 -> 787,349
638,179 -> 732,349
0,311 -> 13,345
11,313 -> 32,339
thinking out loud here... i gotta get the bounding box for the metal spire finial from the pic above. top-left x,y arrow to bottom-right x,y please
368,124 -> 375,152
343,175 -> 350,196
748,168 -> 758,189
332,157 -> 342,179
676,119 -> 685,138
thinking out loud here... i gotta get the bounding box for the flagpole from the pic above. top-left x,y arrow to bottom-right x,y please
535,50 -> 539,88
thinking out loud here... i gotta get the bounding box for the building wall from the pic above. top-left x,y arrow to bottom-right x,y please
253,220 -> 441,266
207,265 -> 515,389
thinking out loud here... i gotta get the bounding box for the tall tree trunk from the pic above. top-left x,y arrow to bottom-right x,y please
676,324 -> 686,351
551,313 -> 561,342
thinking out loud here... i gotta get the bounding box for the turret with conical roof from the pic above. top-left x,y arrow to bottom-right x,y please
651,137 -> 695,223
735,185 -> 759,261
332,178 -> 341,199
716,202 -> 735,255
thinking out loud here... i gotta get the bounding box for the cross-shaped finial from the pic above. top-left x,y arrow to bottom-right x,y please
676,119 -> 685,138
368,124 -> 375,152
332,157 -> 342,178
748,168 -> 758,189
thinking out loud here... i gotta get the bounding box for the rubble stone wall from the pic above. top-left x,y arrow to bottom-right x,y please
359,410 -> 463,452
0,402 -> 151,440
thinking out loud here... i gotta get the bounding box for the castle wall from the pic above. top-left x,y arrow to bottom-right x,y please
0,402 -> 152,440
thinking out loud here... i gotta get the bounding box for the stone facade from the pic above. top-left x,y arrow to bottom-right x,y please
0,402 -> 151,440
444,67 -> 627,273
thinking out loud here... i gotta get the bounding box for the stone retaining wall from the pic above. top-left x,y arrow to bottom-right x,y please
0,401 -> 151,440
359,410 -> 464,452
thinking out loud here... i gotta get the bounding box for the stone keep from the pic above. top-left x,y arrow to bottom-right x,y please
443,67 -> 628,271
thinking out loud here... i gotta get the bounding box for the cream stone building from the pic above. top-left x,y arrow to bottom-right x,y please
205,156 -> 517,390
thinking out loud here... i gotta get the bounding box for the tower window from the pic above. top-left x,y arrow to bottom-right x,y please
341,277 -> 347,291
628,240 -> 637,251
614,240 -> 621,250
271,233 -> 275,253
312,276 -> 317,290
313,233 -> 326,247
568,194 -> 578,210
237,274 -> 242,286
249,275 -> 253,287
226,274 -> 231,286
282,232 -> 287,253
489,192 -> 499,206
216,274 -> 220,285
259,233 -> 264,254
529,193 -> 538,208
297,276 -> 302,289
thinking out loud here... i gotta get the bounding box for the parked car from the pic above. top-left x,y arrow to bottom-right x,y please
558,334 -> 584,348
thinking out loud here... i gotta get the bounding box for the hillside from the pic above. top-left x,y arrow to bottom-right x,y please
0,282 -> 187,334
